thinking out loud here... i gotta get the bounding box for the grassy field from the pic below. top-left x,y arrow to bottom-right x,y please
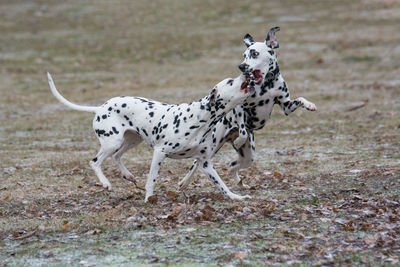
1,0 -> 400,265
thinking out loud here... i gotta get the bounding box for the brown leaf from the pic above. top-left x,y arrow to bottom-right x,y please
0,193 -> 11,202
201,205 -> 215,221
167,190 -> 179,200
361,222 -> 372,230
364,234 -> 378,247
332,207 -> 341,213
60,223 -> 69,232
343,221 -> 354,232
147,195 -> 158,204
261,201 -> 276,216
273,171 -> 282,178
235,253 -> 247,260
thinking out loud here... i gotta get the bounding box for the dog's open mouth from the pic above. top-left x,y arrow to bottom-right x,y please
252,70 -> 263,84
240,75 -> 255,94
240,70 -> 263,93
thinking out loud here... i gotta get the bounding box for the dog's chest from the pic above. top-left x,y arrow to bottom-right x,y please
242,91 -> 276,130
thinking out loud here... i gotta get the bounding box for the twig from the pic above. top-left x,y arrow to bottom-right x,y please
12,229 -> 37,240
346,99 -> 369,112
122,176 -> 145,191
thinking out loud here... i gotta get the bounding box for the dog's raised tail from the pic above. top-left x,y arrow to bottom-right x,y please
47,72 -> 98,113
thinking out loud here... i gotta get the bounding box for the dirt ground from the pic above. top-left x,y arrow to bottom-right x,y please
1,0 -> 399,265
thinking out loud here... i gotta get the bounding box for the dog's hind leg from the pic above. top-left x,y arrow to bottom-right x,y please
112,131 -> 142,181
198,160 -> 251,200
145,149 -> 166,202
229,131 -> 255,189
178,160 -> 198,190
90,138 -> 123,190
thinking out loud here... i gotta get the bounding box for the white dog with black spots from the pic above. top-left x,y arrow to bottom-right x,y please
179,27 -> 317,190
47,72 -> 255,201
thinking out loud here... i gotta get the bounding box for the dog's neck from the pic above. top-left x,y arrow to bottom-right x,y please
260,63 -> 281,90
188,96 -> 231,141
193,96 -> 230,123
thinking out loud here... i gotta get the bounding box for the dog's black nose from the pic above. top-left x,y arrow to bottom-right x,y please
238,63 -> 248,72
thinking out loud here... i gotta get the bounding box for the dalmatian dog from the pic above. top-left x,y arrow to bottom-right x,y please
47,72 -> 256,202
179,26 -> 317,190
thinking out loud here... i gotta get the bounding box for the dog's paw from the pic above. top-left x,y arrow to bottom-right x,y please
123,174 -> 135,181
178,180 -> 189,191
102,182 -> 112,191
229,193 -> 252,200
237,180 -> 251,189
304,102 -> 317,111
300,98 -> 317,111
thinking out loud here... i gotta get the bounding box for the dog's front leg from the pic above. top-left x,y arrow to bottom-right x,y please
145,149 -> 166,202
233,122 -> 248,150
199,160 -> 251,200
279,96 -> 317,115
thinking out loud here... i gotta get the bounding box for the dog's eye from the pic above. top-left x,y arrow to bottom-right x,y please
251,51 -> 259,57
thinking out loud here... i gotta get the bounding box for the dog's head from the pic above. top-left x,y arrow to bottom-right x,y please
202,75 -> 254,113
238,26 -> 280,84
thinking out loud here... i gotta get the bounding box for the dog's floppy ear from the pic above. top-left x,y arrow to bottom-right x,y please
243,34 -> 255,47
207,87 -> 217,107
265,26 -> 280,49
201,87 -> 218,108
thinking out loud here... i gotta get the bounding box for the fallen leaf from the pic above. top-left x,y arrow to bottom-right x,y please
235,253 -> 247,260
364,234 -> 378,247
147,195 -> 158,204
167,190 -> 179,200
0,193 -> 10,201
60,223 -> 69,232
343,221 -> 354,232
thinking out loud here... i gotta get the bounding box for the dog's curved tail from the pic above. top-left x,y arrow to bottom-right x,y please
47,72 -> 98,113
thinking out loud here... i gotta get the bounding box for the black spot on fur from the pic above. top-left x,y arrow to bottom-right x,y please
112,127 -> 119,134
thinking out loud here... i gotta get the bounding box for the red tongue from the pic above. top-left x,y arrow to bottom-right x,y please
252,70 -> 263,84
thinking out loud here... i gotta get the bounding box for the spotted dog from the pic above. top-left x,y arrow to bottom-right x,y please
47,72 -> 256,201
179,27 -> 317,190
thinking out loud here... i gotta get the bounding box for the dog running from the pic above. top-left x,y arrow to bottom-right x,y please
47,72 -> 255,201
179,27 -> 317,190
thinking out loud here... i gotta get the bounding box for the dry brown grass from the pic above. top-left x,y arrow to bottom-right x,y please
1,0 -> 399,265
